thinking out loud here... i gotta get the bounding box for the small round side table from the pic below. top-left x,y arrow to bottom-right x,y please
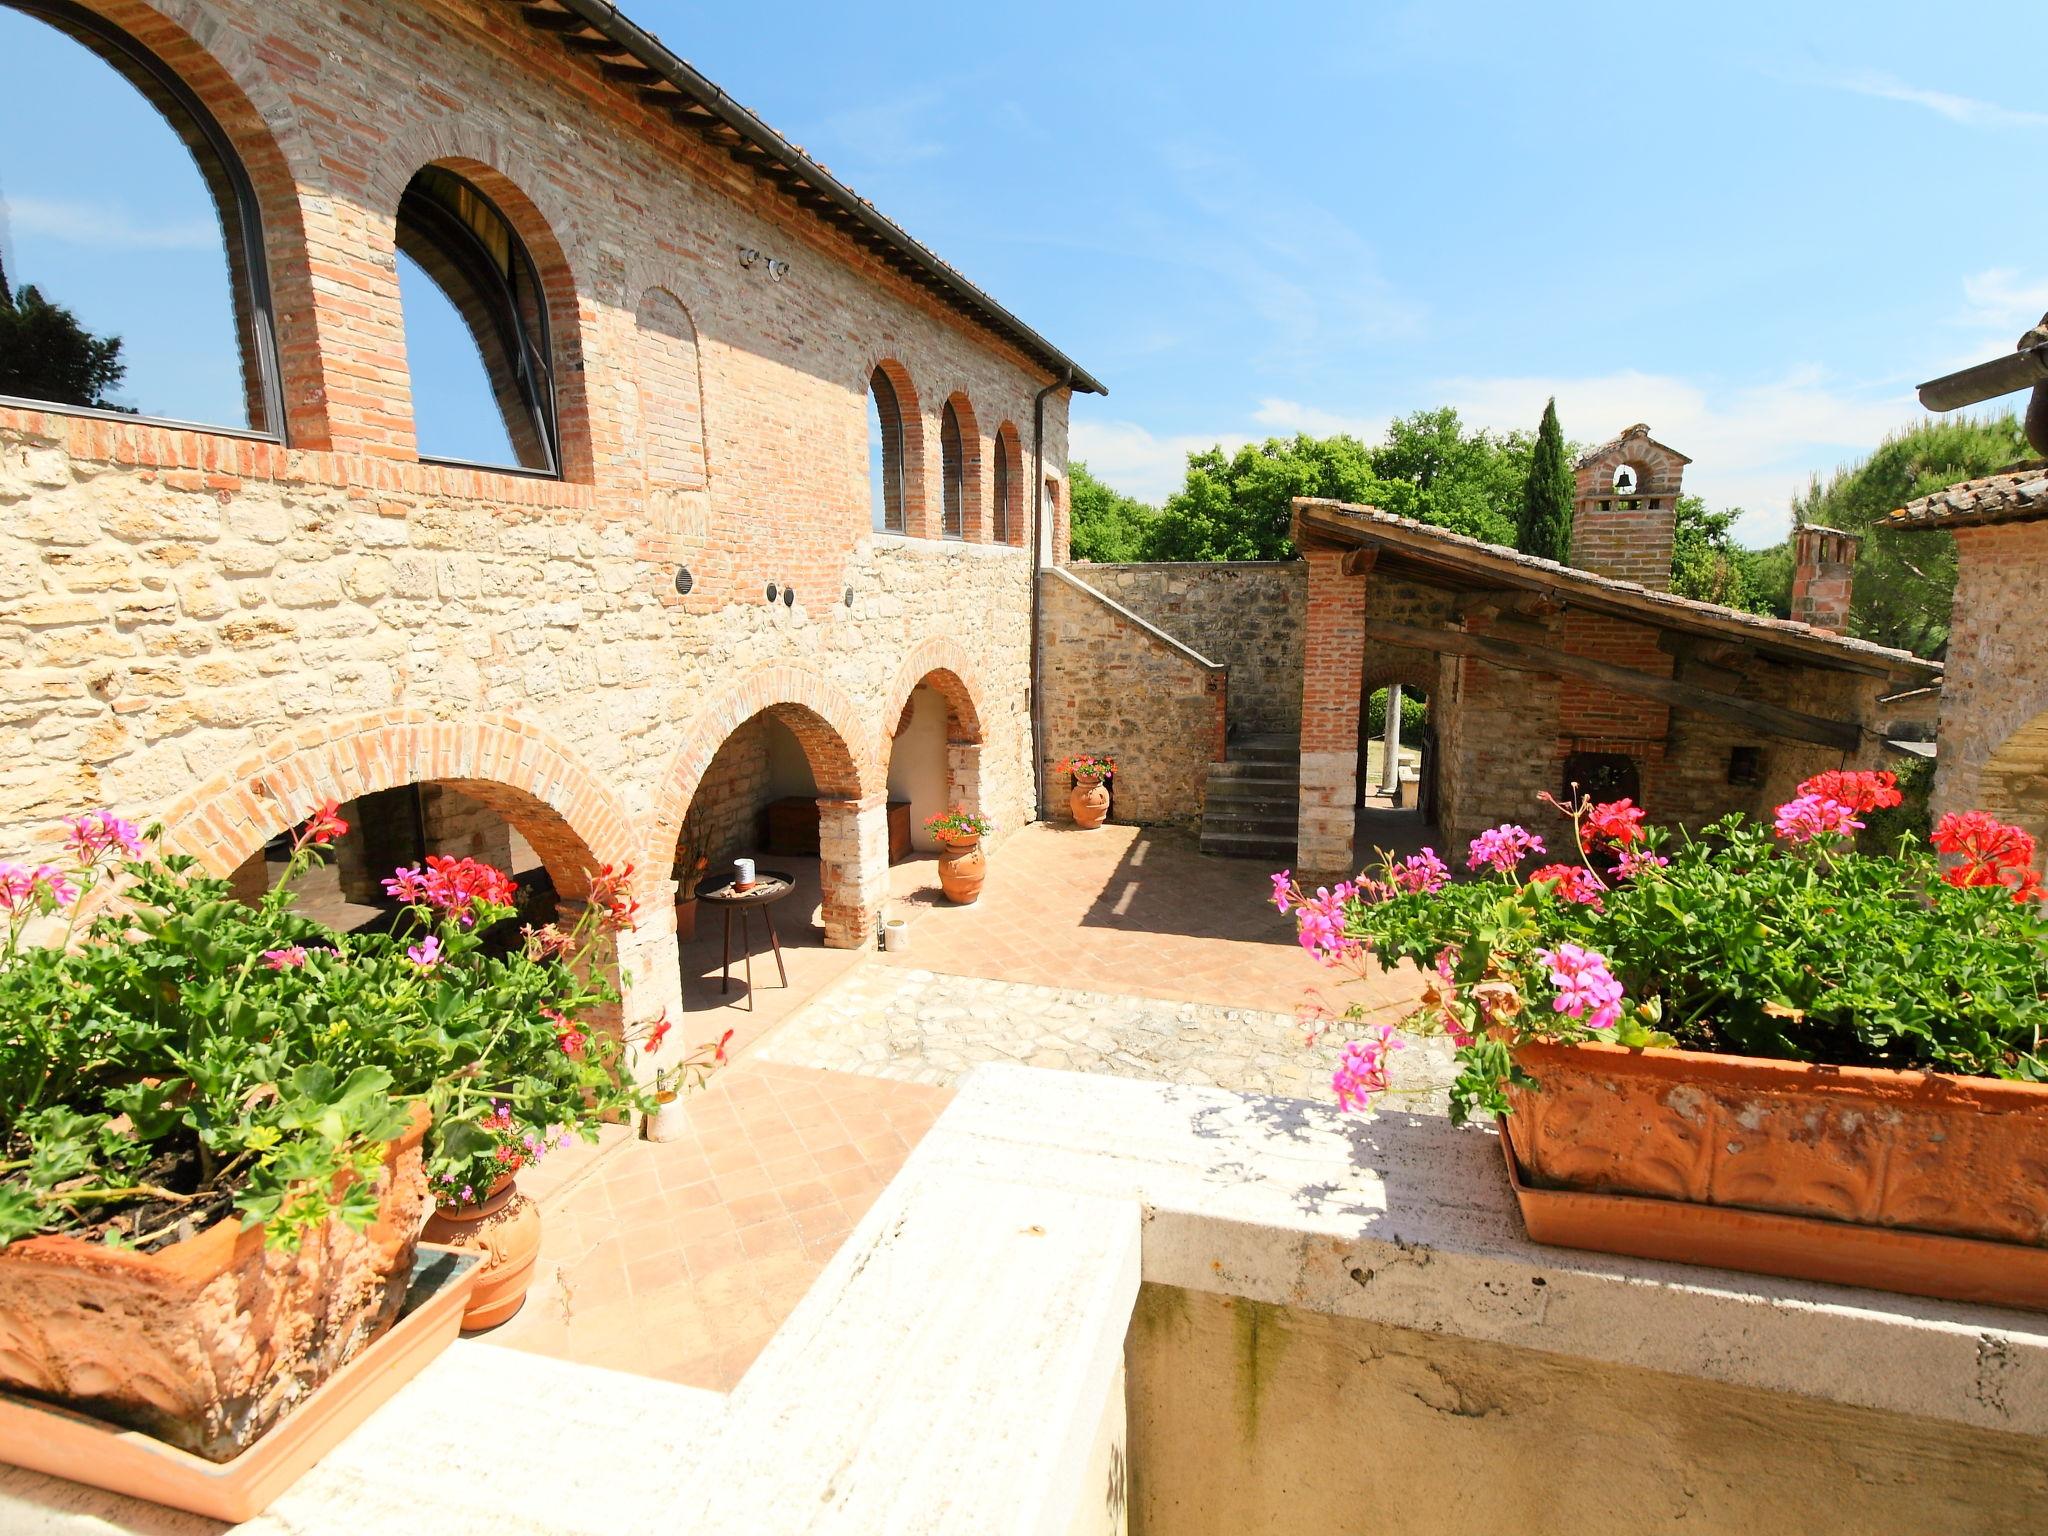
694,869 -> 795,1002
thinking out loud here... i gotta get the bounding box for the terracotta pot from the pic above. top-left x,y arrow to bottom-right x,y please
0,1102 -> 431,1463
935,830 -> 986,903
645,1089 -> 690,1143
1070,779 -> 1110,829
1502,1040 -> 2048,1300
0,1245 -> 481,1523
421,1175 -> 542,1331
675,895 -> 698,943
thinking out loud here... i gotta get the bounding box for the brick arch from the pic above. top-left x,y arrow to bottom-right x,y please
631,285 -> 708,491
881,637 -> 988,752
938,389 -> 984,540
158,711 -> 635,902
866,356 -> 925,535
364,122 -> 597,478
646,668 -> 875,864
991,420 -> 1023,545
38,0 -> 332,446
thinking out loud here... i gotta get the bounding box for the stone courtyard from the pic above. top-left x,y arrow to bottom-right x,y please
480,819 -> 1448,1392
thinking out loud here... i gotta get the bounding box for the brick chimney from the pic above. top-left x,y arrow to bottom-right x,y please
1570,424 -> 1689,590
1789,524 -> 1860,632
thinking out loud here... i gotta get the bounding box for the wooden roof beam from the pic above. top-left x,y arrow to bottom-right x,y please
1367,619 -> 1864,751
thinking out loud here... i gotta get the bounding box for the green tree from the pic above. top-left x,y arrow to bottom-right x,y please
1515,397 -> 1574,562
1669,494 -> 1777,614
0,261 -> 127,410
1787,412 -> 2029,656
1144,433 -> 1387,561
1067,461 -> 1159,562
1367,408 -> 1528,546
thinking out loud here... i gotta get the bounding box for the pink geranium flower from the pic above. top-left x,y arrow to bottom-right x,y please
262,946 -> 309,970
66,811 -> 145,863
1773,794 -> 1862,844
1331,1023 -> 1404,1112
407,934 -> 444,970
1392,847 -> 1450,894
1467,824 -> 1545,874
1535,942 -> 1624,1031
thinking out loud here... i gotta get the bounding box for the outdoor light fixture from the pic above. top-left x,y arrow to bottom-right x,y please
844,586 -> 854,608
782,585 -> 795,607
766,258 -> 789,282
765,581 -> 778,603
738,247 -> 759,269
674,566 -> 693,595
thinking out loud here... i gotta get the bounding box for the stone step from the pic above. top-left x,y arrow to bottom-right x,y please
1228,737 -> 1298,765
1199,827 -> 1297,860
1202,789 -> 1299,816
1207,763 -> 1298,786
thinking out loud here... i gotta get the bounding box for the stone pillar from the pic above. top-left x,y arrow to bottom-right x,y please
610,874 -> 683,1089
1298,542 -> 1368,875
1379,683 -> 1403,795
420,784 -> 515,871
227,846 -> 269,907
946,741 -> 984,817
1789,525 -> 1861,633
817,793 -> 888,949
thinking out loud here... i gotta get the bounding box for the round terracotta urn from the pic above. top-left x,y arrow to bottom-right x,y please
935,831 -> 986,904
1070,779 -> 1110,829
421,1176 -> 542,1331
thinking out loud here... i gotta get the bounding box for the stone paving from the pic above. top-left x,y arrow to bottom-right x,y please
750,965 -> 1458,1112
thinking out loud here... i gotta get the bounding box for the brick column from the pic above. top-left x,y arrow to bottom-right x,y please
1298,543 -> 1368,875
946,741 -> 984,817
817,793 -> 887,949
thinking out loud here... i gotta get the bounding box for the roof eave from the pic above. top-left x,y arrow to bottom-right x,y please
517,0 -> 1107,396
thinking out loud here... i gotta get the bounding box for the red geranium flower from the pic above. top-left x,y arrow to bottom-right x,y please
295,800 -> 350,851
643,1014 -> 672,1054
1797,770 -> 1903,815
590,862 -> 639,933
1581,799 -> 1645,849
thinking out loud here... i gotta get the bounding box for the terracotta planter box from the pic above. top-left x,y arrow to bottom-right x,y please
0,1244 -> 480,1523
0,1104 -> 432,1461
1502,1040 -> 2048,1308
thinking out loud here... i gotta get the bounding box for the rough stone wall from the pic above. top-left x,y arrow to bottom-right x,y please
685,716 -> 773,869
0,0 -> 1072,1027
1038,571 -> 1225,826
1126,1285 -> 2048,1535
1932,522 -> 2048,856
1073,561 -> 1305,738
1570,426 -> 1685,589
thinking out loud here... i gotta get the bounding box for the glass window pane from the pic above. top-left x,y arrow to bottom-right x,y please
397,247 -> 518,467
0,6 -> 251,429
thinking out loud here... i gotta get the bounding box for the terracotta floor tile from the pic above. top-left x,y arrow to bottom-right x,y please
776,1176 -> 835,1214
725,1191 -> 784,1229
684,1231 -> 748,1281
738,1215 -> 804,1261
812,1143 -> 867,1174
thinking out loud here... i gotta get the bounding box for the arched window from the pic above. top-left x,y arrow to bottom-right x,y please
869,365 -> 905,533
939,399 -> 967,540
0,0 -> 282,435
991,425 -> 1019,545
395,165 -> 557,474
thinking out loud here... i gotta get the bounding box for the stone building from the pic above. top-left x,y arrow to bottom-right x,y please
0,0 -> 1100,1029
1888,466 -> 2048,852
1286,426 -> 1940,872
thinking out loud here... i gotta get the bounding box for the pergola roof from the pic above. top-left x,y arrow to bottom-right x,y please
1292,498 -> 1939,682
1886,463 -> 2048,532
500,0 -> 1106,395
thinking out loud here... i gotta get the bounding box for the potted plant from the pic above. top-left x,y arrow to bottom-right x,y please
926,807 -> 995,904
388,856 -> 674,1331
644,1027 -> 735,1143
1273,771 -> 2048,1309
0,805 -> 671,1468
674,813 -> 711,944
1058,755 -> 1115,830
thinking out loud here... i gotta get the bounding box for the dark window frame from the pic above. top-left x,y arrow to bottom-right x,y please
939,398 -> 966,540
869,365 -> 906,534
991,431 -> 1012,545
0,0 -> 285,440
396,165 -> 560,477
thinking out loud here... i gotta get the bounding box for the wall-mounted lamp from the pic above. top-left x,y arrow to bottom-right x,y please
782,585 -> 796,608
765,581 -> 778,603
765,258 -> 789,283
738,247 -> 760,269
674,566 -> 694,595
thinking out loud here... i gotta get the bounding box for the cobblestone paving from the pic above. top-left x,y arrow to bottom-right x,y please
751,965 -> 1458,1112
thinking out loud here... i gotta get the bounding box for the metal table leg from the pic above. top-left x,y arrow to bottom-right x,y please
763,902 -> 788,987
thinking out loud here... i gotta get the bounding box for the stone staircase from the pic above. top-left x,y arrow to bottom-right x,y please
1199,734 -> 1298,860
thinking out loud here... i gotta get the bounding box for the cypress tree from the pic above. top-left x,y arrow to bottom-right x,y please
1517,397 -> 1574,563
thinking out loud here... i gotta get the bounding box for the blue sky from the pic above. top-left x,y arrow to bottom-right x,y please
6,3 -> 2044,540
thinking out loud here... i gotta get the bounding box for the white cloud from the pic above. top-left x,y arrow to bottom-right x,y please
1068,418 -> 1250,505
817,91 -> 946,168
4,195 -> 219,251
1831,71 -> 2048,130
